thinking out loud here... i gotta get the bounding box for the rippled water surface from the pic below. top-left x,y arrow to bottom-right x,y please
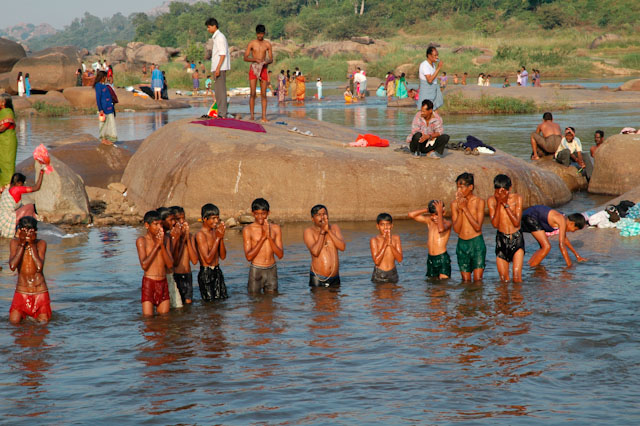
2,83 -> 640,424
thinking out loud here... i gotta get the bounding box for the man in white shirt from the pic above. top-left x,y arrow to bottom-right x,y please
555,126 -> 593,181
206,17 -> 231,118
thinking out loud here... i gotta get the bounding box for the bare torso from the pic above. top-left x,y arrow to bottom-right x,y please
371,234 -> 402,270
13,240 -> 47,294
427,220 -> 451,256
139,235 -> 167,279
196,229 -> 221,268
539,121 -> 561,137
246,39 -> 272,63
489,193 -> 523,234
306,225 -> 341,277
452,195 -> 485,240
244,222 -> 280,267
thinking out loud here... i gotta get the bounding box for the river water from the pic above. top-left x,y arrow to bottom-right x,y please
2,86 -> 639,424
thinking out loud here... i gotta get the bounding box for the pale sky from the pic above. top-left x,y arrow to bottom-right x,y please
2,0 -> 165,29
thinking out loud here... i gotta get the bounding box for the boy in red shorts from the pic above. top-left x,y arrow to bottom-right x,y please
9,216 -> 50,324
244,24 -> 273,122
136,210 -> 173,316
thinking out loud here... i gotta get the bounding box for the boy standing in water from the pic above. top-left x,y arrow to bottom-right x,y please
303,204 -> 346,287
369,213 -> 403,284
157,207 -> 183,308
136,210 -> 172,316
242,198 -> 283,294
409,200 -> 452,279
244,24 -> 273,122
9,216 -> 50,324
451,172 -> 486,281
171,206 -> 198,304
487,174 -> 524,283
195,204 -> 228,300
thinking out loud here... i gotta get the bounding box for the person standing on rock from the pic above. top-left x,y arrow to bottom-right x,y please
207,17 -> 230,119
17,72 -> 25,97
303,205 -> 345,288
25,73 -> 31,97
530,112 -> 562,160
417,46 -> 444,111
244,24 -> 273,122
0,93 -> 18,186
94,71 -> 117,146
151,64 -> 163,100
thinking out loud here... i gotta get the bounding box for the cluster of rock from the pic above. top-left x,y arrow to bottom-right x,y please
95,42 -> 180,68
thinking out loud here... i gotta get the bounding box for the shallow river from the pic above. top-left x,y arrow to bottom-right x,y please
2,88 -> 640,424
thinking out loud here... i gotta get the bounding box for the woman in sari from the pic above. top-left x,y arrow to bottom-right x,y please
25,73 -> 31,97
385,72 -> 396,103
17,72 -> 25,97
0,93 -> 18,187
296,73 -> 306,101
0,170 -> 44,239
277,69 -> 286,103
395,73 -> 408,99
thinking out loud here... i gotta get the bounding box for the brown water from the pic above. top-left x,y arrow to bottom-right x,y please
2,92 -> 640,424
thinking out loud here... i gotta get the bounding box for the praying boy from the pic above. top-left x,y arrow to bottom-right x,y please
157,207 -> 183,308
136,210 -> 172,316
171,206 -> 198,304
195,203 -> 228,300
303,204 -> 345,287
369,213 -> 403,284
9,216 -> 50,324
451,172 -> 486,281
487,174 -> 524,283
242,198 -> 283,294
409,200 -> 452,279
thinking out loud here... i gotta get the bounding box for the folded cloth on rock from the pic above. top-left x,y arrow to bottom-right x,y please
190,118 -> 266,133
464,135 -> 496,152
349,134 -> 390,148
620,127 -> 638,134
616,217 -> 640,237
476,147 -> 495,155
588,210 -> 617,228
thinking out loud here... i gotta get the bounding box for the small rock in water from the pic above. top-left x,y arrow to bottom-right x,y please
238,214 -> 254,224
225,217 -> 238,228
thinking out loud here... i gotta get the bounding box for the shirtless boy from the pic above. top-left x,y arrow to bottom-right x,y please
487,174 -> 524,283
244,24 -> 273,122
521,205 -> 587,267
136,210 -> 173,316
369,213 -> 403,284
242,198 -> 283,294
409,200 -> 452,279
530,112 -> 562,159
303,204 -> 346,287
171,206 -> 198,304
195,203 -> 228,300
9,217 -> 50,324
451,173 -> 486,281
157,207 -> 183,308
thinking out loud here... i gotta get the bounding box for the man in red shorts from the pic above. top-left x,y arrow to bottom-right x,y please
136,210 -> 173,316
244,24 -> 273,122
9,216 -> 51,324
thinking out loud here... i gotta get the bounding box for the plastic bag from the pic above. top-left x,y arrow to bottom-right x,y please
33,144 -> 54,174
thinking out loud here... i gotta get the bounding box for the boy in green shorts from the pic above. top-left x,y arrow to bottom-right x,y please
409,200 -> 452,279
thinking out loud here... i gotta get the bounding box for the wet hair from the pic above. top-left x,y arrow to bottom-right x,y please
0,93 -> 13,111
421,99 -> 433,110
201,203 -> 219,219
251,198 -> 270,212
568,213 -> 586,229
494,174 -> 512,189
169,206 -> 184,216
256,24 -> 266,34
17,216 -> 37,230
542,112 -> 552,121
428,200 -> 443,214
156,207 -> 172,221
205,18 -> 219,27
426,46 -> 437,56
11,172 -> 26,185
93,70 -> 107,87
595,130 -> 604,138
456,172 -> 474,187
143,210 -> 160,224
310,204 -> 327,216
377,212 -> 392,223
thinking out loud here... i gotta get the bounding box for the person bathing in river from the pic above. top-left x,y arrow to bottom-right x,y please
156,207 -> 183,308
304,205 -> 346,288
487,174 -> 524,283
8,216 -> 50,324
195,203 -> 228,300
590,130 -> 604,158
408,200 -> 452,280
171,206 -> 198,304
243,198 -> 283,295
370,213 -> 403,284
0,170 -> 45,239
530,112 -> 562,160
521,205 -> 587,268
244,24 -> 273,122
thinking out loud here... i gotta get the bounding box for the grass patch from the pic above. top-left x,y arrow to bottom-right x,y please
32,101 -> 71,117
442,93 -> 538,114
620,53 -> 640,69
113,71 -> 142,87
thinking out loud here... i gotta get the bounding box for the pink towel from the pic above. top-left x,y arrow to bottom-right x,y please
191,118 -> 266,133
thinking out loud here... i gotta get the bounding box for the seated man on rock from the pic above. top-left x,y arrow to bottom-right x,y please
554,127 -> 593,181
530,112 -> 562,159
406,99 -> 450,159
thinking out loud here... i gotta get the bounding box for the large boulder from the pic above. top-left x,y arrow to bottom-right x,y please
17,156 -> 90,225
107,46 -> 127,63
121,117 -> 572,221
62,86 -> 190,110
126,44 -> 169,65
351,36 -> 374,45
62,86 -> 96,108
619,79 -> 640,91
28,90 -> 71,107
532,156 -> 588,192
394,63 -> 417,78
589,134 -> 640,195
590,33 -> 621,49
10,46 -> 80,92
0,37 -> 26,73
302,40 -> 388,60
10,96 -> 32,110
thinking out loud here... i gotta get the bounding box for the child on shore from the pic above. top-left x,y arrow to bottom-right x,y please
452,172 -> 486,281
242,198 -> 283,294
157,207 -> 183,308
487,174 -> 524,282
195,203 -> 228,300
369,213 -> 403,284
409,200 -> 452,279
171,206 -> 198,304
136,210 -> 172,316
9,216 -> 50,323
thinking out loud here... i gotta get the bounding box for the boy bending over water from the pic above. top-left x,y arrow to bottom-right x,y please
136,210 -> 173,316
487,174 -> 524,283
369,213 -> 403,284
171,206 -> 198,304
9,216 -> 50,324
452,172 -> 486,281
242,198 -> 283,294
409,200 -> 452,279
195,204 -> 228,300
303,204 -> 345,287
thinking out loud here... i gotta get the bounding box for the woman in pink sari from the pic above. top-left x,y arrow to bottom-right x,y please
277,69 -> 286,103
